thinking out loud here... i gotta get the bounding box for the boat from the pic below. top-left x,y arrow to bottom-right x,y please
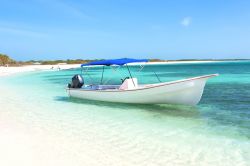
66,58 -> 218,106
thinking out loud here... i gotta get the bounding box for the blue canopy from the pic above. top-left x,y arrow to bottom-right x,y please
81,58 -> 148,67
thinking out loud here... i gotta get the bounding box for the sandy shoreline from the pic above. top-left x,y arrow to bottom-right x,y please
0,61 -> 218,77
0,64 -> 81,77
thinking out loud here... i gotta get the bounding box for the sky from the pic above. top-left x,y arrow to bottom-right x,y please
0,0 -> 250,60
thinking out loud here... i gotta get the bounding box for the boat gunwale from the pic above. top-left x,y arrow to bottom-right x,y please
67,74 -> 218,93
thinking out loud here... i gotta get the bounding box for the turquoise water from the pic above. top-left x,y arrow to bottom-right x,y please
0,61 -> 250,165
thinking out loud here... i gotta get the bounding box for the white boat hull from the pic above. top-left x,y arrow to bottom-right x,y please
66,74 -> 218,106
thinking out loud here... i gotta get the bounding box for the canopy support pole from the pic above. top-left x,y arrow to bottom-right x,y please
83,67 -> 95,85
100,66 -> 104,85
103,66 -> 120,85
153,71 -> 161,82
126,64 -> 135,87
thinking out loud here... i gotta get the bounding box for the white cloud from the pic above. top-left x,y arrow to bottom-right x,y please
37,0 -> 92,20
0,27 -> 47,38
181,17 -> 192,27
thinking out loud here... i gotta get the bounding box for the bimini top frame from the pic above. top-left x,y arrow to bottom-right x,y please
80,58 -> 162,86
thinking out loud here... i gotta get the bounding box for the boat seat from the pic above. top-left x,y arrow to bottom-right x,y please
119,78 -> 138,90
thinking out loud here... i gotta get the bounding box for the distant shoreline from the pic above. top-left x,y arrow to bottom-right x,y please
0,64 -> 81,77
0,60 -> 248,77
2,58 -> 250,67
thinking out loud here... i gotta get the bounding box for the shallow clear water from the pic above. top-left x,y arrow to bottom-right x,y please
0,61 -> 250,166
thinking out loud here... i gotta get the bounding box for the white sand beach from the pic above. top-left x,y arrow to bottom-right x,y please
0,64 -> 81,77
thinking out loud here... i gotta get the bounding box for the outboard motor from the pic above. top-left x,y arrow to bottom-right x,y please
68,74 -> 84,88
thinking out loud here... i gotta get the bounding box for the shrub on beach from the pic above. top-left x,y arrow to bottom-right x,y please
0,54 -> 16,66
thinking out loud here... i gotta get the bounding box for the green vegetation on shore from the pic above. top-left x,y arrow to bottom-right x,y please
1,53 -> 249,67
24,59 -> 92,65
0,53 -> 94,66
0,54 -> 16,66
